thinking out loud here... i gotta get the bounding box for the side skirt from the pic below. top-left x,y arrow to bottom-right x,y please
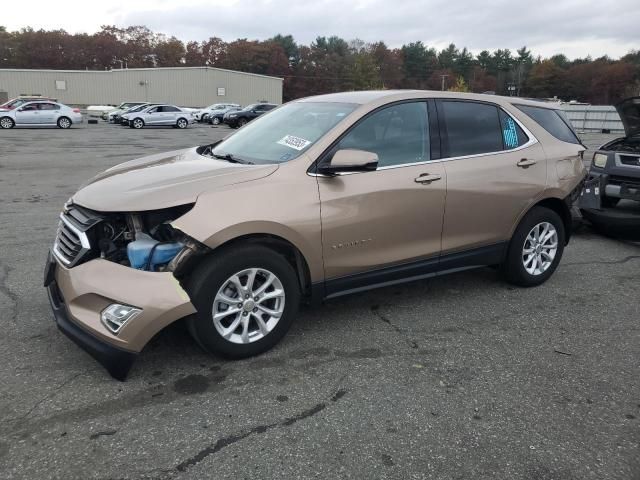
311,242 -> 507,302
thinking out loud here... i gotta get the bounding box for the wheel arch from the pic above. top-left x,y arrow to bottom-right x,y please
182,233 -> 313,299
514,196 -> 573,245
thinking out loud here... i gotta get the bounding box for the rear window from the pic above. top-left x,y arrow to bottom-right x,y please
515,105 -> 580,144
440,101 -> 503,157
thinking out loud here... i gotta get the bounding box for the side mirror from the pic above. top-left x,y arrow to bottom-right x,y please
318,149 -> 379,176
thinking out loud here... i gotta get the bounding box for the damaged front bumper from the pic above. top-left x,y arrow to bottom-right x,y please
44,251 -> 196,380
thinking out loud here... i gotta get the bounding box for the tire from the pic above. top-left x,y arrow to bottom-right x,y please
237,118 -> 248,127
201,114 -> 209,122
600,196 -> 620,208
57,117 -> 72,129
0,117 -> 14,129
186,245 -> 300,359
502,206 -> 565,287
132,118 -> 144,129
176,118 -> 188,129
212,117 -> 220,125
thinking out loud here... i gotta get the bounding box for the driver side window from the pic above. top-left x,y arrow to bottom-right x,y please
336,102 -> 430,168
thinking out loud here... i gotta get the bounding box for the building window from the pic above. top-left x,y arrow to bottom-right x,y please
217,87 -> 226,96
55,80 -> 67,91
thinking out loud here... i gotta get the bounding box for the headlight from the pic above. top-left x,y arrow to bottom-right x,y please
101,304 -> 141,334
228,114 -> 237,118
593,153 -> 608,168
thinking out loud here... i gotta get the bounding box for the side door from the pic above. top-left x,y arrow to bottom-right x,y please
14,103 -> 40,124
162,106 -> 181,125
316,101 -> 447,296
144,106 -> 162,125
37,102 -> 59,124
436,99 -> 547,263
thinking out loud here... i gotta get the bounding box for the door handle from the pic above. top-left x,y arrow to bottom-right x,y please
517,158 -> 537,168
414,173 -> 442,184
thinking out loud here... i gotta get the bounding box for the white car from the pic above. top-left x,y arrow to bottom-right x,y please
0,101 -> 83,129
106,102 -> 147,122
194,103 -> 240,122
121,104 -> 194,129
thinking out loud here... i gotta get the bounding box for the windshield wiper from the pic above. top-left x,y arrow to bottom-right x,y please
211,152 -> 254,164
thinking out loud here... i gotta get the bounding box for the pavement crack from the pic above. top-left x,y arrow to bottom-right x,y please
372,305 -> 419,349
564,255 -> 640,266
13,371 -> 84,424
171,387 -> 348,476
0,263 -> 19,323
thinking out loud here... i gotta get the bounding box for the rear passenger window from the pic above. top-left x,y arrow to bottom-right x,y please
515,105 -> 581,144
499,110 -> 528,149
440,101 -> 503,157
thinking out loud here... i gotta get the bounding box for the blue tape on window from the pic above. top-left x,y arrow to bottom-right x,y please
503,117 -> 519,148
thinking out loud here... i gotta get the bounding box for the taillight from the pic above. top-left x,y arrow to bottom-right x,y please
73,108 -> 81,113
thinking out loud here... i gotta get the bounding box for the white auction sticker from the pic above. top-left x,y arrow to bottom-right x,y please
277,135 -> 312,151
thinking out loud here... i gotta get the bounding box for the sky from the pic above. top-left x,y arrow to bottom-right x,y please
5,0 -> 639,59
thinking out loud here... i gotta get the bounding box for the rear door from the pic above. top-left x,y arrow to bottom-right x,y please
436,99 -> 547,260
162,105 -> 181,125
37,102 -> 60,124
317,100 -> 447,294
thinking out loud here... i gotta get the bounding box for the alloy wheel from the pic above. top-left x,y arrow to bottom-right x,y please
0,117 -> 14,129
133,119 -> 144,129
212,268 -> 285,344
58,118 -> 71,129
522,222 -> 558,275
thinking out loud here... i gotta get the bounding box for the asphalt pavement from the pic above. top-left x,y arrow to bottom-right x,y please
0,122 -> 638,479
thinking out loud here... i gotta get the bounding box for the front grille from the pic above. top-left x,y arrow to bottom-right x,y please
609,175 -> 640,188
619,155 -> 640,167
52,205 -> 100,267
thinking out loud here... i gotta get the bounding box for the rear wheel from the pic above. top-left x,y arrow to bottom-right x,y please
57,117 -> 71,129
132,118 -> 144,129
0,117 -> 14,129
212,117 -> 221,125
502,206 -> 565,287
176,118 -> 188,129
237,118 -> 248,127
186,245 -> 300,358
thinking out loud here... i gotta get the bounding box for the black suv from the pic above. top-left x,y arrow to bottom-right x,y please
223,103 -> 277,128
585,97 -> 640,208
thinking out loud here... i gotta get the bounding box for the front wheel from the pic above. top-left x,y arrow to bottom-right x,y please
212,117 -> 220,125
176,118 -> 188,129
186,245 -> 300,358
502,206 -> 565,287
132,118 -> 144,129
57,117 -> 72,129
237,118 -> 248,127
0,117 -> 14,129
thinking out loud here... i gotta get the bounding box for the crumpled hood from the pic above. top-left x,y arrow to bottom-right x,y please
73,147 -> 278,212
616,97 -> 640,137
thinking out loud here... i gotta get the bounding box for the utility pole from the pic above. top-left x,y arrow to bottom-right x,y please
440,74 -> 449,91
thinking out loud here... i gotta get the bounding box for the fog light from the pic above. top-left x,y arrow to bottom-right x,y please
101,304 -> 141,334
593,153 -> 608,168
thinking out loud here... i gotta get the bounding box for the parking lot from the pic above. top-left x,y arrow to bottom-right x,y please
0,122 -> 639,479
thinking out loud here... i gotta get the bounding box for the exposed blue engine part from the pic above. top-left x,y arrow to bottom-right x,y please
127,233 -> 184,271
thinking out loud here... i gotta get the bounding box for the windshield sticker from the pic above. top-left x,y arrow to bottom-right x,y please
280,152 -> 293,161
503,117 -> 519,148
277,135 -> 312,151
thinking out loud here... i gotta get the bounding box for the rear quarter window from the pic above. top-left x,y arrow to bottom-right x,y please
515,105 -> 580,144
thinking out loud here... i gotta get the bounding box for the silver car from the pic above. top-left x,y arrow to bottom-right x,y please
122,104 -> 194,129
0,101 -> 83,129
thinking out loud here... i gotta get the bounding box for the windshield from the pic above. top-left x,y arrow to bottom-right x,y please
211,102 -> 357,164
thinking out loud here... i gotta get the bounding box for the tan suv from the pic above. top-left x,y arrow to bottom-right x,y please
44,91 -> 586,379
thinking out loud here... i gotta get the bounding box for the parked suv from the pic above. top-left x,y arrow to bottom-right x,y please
194,103 -> 240,122
45,91 -> 586,379
583,97 -> 640,207
209,106 -> 241,125
223,102 -> 277,128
